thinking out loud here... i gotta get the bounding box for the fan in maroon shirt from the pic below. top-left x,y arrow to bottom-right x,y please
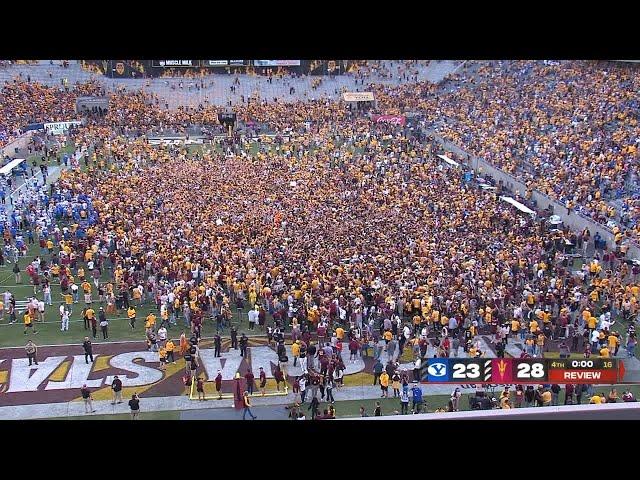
259,367 -> 267,396
215,371 -> 223,399
244,370 -> 255,395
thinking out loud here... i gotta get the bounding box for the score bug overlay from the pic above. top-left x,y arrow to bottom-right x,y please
420,358 -> 624,384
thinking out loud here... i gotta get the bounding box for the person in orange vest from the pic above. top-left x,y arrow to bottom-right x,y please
179,331 -> 188,356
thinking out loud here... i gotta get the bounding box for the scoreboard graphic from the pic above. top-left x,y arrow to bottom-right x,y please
422,358 -> 625,384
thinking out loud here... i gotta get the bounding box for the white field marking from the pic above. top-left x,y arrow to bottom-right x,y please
0,314 -> 266,328
0,272 -> 17,285
0,316 -> 132,326
0,333 -> 270,349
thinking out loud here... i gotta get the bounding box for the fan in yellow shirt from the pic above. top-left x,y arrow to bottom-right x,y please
23,312 -> 37,334
127,307 -> 137,329
608,334 -> 619,349
145,312 -> 156,330
159,347 -> 167,371
62,293 -> 73,307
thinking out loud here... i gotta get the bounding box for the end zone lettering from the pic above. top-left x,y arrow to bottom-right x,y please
0,345 -> 367,395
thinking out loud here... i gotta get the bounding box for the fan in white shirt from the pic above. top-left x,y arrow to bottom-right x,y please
599,313 -> 613,331
403,325 -> 411,340
247,308 -> 259,325
157,326 -> 168,341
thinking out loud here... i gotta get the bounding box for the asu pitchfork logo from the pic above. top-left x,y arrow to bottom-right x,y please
491,358 -> 513,383
498,359 -> 507,379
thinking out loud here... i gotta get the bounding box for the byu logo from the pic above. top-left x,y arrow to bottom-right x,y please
427,362 -> 447,377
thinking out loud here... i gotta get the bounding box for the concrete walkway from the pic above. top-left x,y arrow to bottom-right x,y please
0,381 -> 468,420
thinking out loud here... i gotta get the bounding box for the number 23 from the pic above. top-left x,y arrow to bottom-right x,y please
452,363 -> 480,379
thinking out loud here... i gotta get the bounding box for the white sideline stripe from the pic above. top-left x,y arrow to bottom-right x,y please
0,333 -> 263,349
0,316 -> 138,327
347,401 -> 640,420
0,338 -> 149,348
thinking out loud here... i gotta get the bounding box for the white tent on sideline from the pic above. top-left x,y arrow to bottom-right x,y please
437,154 -> 460,168
0,158 -> 25,176
499,196 -> 536,216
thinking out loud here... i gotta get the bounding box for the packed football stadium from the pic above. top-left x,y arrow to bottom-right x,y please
0,59 -> 638,420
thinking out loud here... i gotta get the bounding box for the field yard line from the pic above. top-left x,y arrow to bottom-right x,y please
0,272 -> 16,285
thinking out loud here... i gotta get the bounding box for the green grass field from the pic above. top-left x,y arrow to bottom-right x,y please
0,239 -> 263,347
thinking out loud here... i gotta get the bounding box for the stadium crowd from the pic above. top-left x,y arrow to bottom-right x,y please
419,61 -> 640,239
0,79 -> 104,148
40,88 -> 640,369
0,61 -> 638,419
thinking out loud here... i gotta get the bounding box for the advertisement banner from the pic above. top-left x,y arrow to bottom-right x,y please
372,115 -> 406,126
228,60 -> 248,66
203,60 -> 229,67
148,136 -> 205,146
343,92 -> 375,102
152,60 -> 200,68
44,121 -> 82,135
254,60 -> 301,67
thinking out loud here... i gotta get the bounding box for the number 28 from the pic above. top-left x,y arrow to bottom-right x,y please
517,363 -> 545,378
